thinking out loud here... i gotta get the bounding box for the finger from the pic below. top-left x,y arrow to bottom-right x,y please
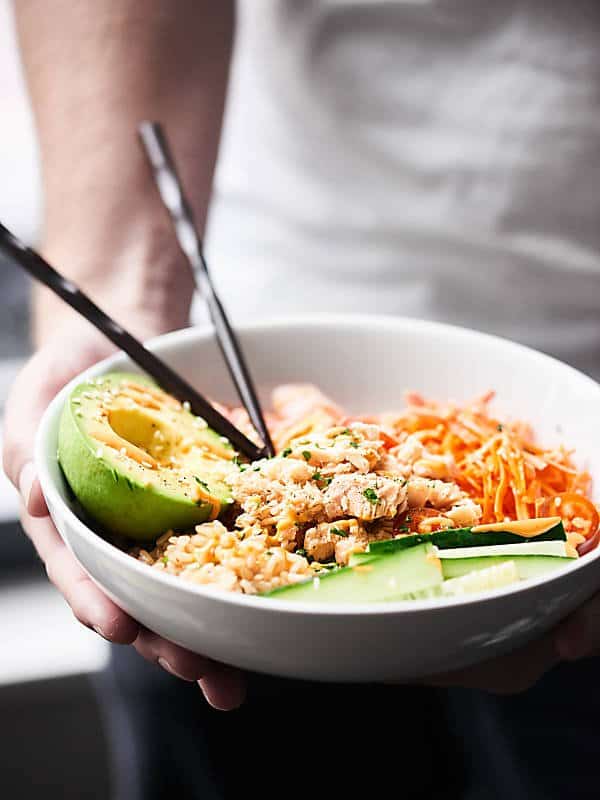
3,331 -> 112,515
19,469 -> 48,519
555,593 -> 600,660
421,631 -> 558,694
133,629 -> 246,709
199,667 -> 247,711
3,354 -> 68,500
133,628 -> 216,682
24,510 -> 138,644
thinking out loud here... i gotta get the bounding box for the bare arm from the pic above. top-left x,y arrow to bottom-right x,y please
4,1 -> 243,710
14,0 -> 234,342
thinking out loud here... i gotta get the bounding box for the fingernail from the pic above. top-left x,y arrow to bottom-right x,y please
18,462 -> 36,510
158,657 -> 194,682
93,625 -> 110,641
199,672 -> 246,711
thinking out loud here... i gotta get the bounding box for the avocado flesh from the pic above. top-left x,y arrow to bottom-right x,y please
58,372 -> 235,540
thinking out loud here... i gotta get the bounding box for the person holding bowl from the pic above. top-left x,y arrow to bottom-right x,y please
4,2 -> 600,798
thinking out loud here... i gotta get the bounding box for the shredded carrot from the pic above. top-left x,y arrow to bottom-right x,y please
385,393 -> 598,550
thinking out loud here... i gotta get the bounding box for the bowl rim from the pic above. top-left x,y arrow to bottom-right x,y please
35,312 -> 600,616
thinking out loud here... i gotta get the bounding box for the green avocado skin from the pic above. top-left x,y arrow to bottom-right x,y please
57,376 -> 229,541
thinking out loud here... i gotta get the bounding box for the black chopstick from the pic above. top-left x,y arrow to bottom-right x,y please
0,221 -> 265,461
137,121 -> 276,458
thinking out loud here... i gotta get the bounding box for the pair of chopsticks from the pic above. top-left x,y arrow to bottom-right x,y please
0,122 -> 274,462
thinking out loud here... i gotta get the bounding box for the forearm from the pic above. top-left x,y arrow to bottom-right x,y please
14,0 -> 234,343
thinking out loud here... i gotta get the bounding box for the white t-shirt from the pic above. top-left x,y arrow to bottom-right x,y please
204,0 -> 600,379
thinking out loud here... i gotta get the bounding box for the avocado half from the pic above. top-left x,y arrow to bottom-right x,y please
58,372 -> 234,540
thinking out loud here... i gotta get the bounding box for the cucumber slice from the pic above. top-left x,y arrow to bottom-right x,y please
367,519 -> 566,557
348,551 -> 379,567
264,543 -> 442,604
440,561 -> 520,596
441,554 -> 575,581
437,540 -> 570,558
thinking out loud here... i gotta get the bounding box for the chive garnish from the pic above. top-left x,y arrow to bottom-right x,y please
331,527 -> 348,537
363,487 -> 378,504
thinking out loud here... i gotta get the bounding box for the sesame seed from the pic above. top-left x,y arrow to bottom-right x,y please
96,447 -> 104,458
183,401 -> 191,412
313,576 -> 321,589
119,447 -> 127,456
142,461 -> 154,469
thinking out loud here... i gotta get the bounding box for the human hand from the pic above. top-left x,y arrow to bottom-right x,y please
2,319 -> 245,710
423,594 -> 600,694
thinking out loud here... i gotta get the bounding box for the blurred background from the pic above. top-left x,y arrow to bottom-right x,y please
0,3 -> 111,796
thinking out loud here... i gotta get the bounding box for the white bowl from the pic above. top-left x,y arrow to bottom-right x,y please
36,314 -> 600,682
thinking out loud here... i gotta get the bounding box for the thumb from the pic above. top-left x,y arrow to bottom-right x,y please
2,330 -> 114,516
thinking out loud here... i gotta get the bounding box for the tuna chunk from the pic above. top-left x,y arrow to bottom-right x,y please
323,474 -> 407,522
304,519 -> 368,565
444,499 -> 481,527
406,477 -> 464,509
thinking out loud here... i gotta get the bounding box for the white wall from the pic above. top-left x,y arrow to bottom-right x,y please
0,0 -> 41,243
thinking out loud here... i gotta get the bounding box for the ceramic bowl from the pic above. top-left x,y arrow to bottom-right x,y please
35,314 -> 600,681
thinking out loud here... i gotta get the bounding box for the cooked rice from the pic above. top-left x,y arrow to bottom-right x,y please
135,521 -> 316,594
131,399 -> 482,594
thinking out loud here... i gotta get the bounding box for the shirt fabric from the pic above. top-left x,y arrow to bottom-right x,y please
205,0 -> 600,379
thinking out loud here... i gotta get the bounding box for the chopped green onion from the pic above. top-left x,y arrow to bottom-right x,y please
281,447 -> 292,457
363,487 -> 378,504
331,526 -> 348,537
302,451 -> 312,461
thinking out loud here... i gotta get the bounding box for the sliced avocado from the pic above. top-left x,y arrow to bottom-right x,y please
58,372 -> 234,540
264,543 -> 443,604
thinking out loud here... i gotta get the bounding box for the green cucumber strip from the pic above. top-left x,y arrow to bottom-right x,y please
437,540 -> 570,558
264,542 -> 442,604
440,561 -> 520,595
441,554 -> 575,581
367,520 -> 566,556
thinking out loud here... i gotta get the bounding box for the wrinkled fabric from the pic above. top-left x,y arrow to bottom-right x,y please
204,0 -> 600,378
